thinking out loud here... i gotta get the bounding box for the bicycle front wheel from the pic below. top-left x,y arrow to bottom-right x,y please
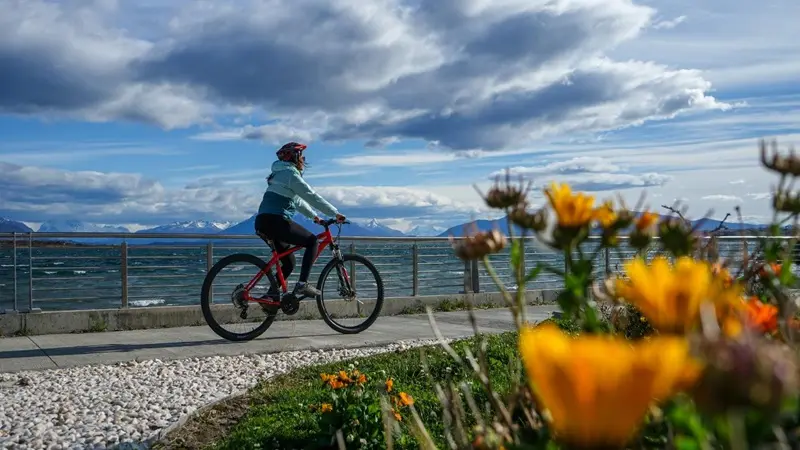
315,253 -> 384,334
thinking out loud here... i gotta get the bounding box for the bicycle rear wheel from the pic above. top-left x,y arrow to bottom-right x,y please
201,253 -> 279,341
315,253 -> 384,334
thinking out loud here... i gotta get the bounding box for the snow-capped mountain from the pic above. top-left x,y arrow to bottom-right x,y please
360,218 -> 406,237
224,214 -> 402,238
38,220 -> 130,233
407,224 -> 447,237
136,220 -> 233,234
0,217 -> 33,233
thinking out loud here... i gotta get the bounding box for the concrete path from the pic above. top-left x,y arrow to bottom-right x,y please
0,306 -> 559,373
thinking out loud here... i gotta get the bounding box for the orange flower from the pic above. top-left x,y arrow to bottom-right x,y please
321,403 -> 333,413
385,378 -> 394,392
328,378 -> 345,389
398,392 -> 414,406
391,408 -> 402,421
519,323 -> 703,449
338,370 -> 352,383
746,297 -> 779,334
635,212 -> 659,232
759,263 -> 782,278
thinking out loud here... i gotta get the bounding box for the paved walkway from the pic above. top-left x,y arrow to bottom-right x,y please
0,306 -> 558,373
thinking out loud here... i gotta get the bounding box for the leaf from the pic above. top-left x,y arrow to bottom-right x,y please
525,263 -> 544,283
510,239 -> 523,271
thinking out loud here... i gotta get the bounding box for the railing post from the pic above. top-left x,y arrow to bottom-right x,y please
470,259 -> 480,293
120,242 -> 128,308
604,247 -> 611,276
411,243 -> 419,296
26,232 -> 40,313
12,232 -> 18,312
206,242 -> 214,300
463,259 -> 472,294
349,243 -> 356,290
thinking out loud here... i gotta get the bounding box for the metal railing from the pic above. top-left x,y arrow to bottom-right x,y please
0,232 -> 796,313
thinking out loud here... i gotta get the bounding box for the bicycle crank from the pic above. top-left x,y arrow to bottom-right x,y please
280,293 -> 300,315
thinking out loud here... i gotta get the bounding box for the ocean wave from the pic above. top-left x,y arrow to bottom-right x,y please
73,270 -> 87,275
54,261 -> 64,265
44,271 -> 56,275
130,298 -> 166,307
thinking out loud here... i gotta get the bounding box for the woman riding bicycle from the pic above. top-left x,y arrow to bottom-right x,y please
255,142 -> 346,298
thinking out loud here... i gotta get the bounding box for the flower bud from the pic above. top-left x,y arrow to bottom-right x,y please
691,335 -> 799,414
509,207 -> 547,232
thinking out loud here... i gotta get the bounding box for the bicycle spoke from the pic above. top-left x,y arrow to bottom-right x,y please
316,254 -> 384,334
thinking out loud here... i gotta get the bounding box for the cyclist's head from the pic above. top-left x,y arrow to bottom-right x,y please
276,142 -> 307,171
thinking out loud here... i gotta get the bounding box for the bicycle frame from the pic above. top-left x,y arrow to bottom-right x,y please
243,222 -> 351,306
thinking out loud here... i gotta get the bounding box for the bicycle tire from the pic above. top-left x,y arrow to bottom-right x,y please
315,253 -> 384,334
200,253 -> 279,342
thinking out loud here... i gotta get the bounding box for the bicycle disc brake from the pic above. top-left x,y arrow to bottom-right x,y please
280,293 -> 300,315
339,285 -> 356,302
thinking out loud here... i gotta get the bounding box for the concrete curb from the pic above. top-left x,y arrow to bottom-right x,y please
1,290 -> 558,336
147,389 -> 250,448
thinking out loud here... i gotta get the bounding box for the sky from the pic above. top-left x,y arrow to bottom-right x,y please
0,0 -> 798,233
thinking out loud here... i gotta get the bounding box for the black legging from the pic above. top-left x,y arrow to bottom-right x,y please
255,213 -> 318,283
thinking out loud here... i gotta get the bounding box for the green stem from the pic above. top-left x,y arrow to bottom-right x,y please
482,255 -> 518,325
516,237 -> 527,326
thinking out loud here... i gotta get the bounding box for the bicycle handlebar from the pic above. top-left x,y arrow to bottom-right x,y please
318,218 -> 350,227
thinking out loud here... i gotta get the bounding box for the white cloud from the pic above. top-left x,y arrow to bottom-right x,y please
0,161 -> 256,225
485,156 -> 671,191
314,185 -> 486,220
492,157 -> 625,178
651,15 -> 687,30
701,194 -> 743,202
0,0 -> 726,150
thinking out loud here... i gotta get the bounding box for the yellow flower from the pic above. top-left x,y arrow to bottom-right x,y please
519,324 -> 702,449
592,200 -> 617,228
615,256 -> 746,336
615,256 -> 713,334
321,403 -> 333,413
544,182 -> 596,228
635,212 -> 659,232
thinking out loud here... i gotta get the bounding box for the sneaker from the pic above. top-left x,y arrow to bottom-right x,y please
293,282 -> 321,298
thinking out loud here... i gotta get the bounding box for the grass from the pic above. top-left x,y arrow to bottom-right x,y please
162,331 -> 521,450
152,315 -> 575,449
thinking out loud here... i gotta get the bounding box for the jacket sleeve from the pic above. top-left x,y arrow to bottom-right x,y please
295,197 -> 318,220
289,172 -> 340,217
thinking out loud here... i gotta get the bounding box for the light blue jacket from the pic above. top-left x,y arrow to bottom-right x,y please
257,161 -> 340,221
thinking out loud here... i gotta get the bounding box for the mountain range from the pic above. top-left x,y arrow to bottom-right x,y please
0,215 -> 445,242
437,213 -> 772,237
0,212 -> 774,244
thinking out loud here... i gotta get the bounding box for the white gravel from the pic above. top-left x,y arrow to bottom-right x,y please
0,338 -> 453,450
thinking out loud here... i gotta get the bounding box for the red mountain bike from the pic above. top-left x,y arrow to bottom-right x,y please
200,218 -> 384,341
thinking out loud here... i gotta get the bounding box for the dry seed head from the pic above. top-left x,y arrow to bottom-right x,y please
760,139 -> 800,177
509,207 -> 547,232
772,191 -> 800,214
452,229 -> 508,260
483,184 -> 526,209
